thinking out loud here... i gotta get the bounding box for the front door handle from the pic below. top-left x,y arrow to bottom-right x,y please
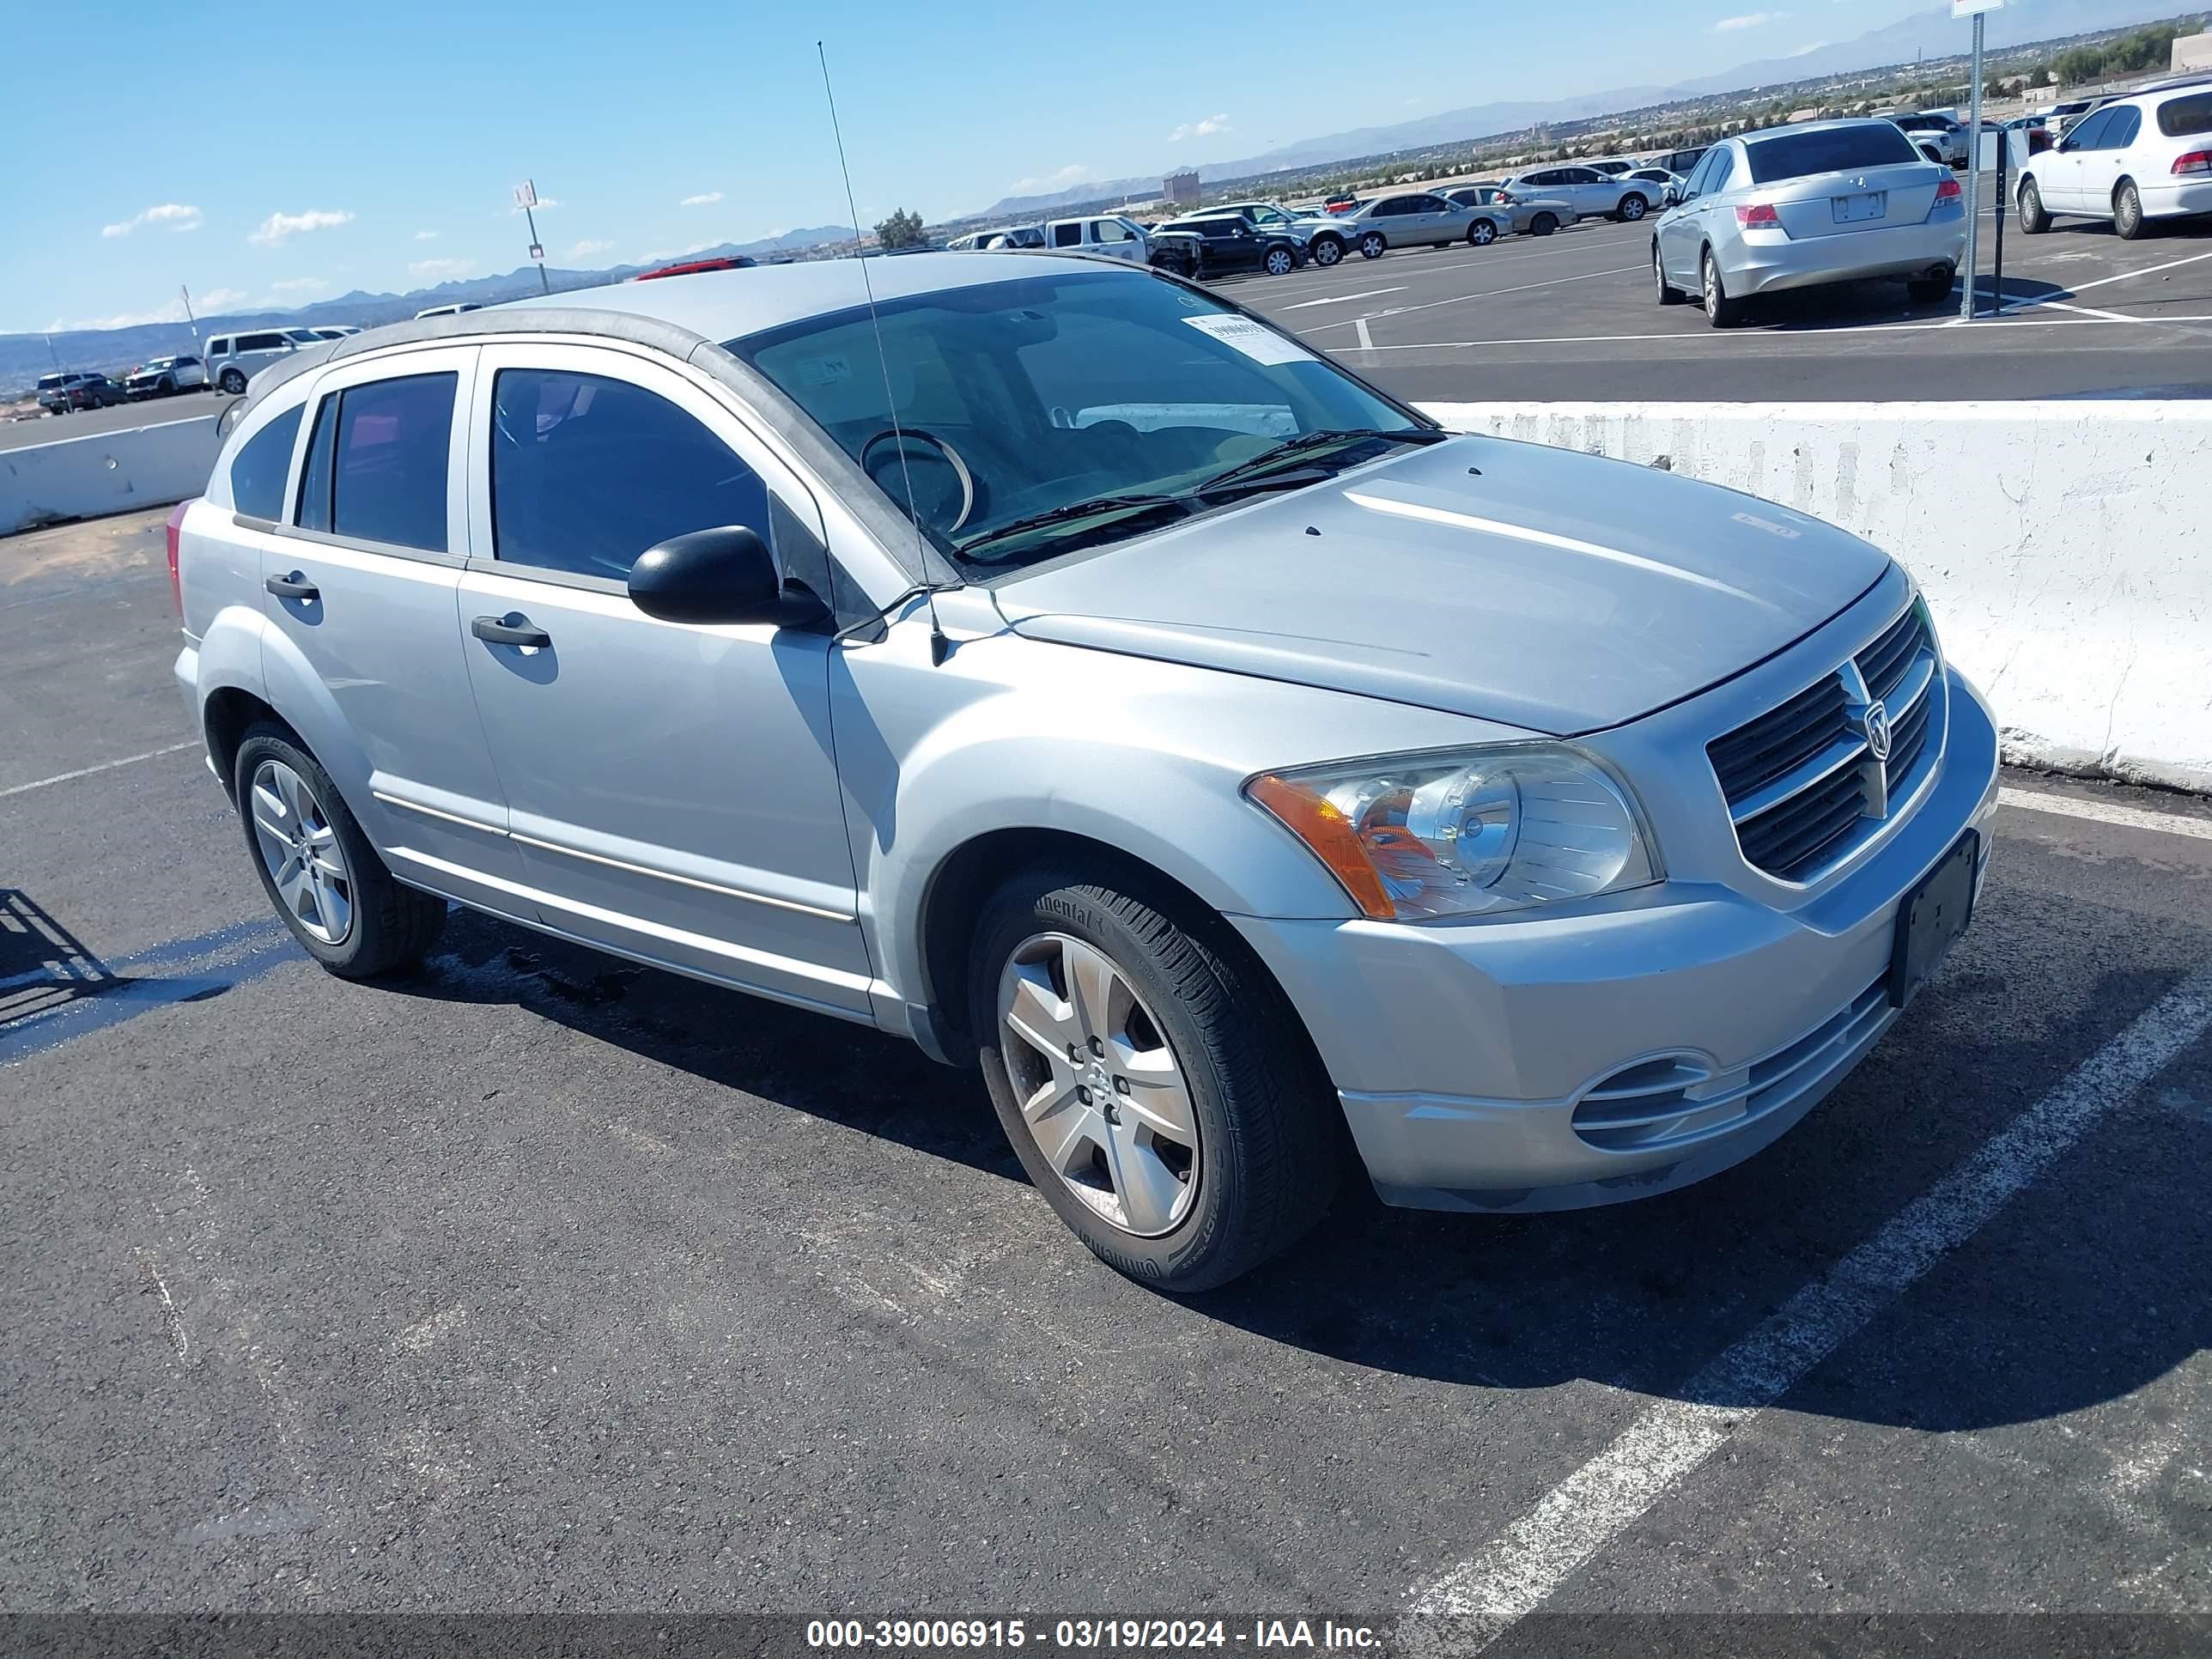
471,612 -> 552,649
264,571 -> 319,601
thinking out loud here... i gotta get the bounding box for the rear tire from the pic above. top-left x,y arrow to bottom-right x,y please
2115,179 -> 2148,240
219,368 -> 246,393
1701,248 -> 1744,328
233,726 -> 445,979
1531,211 -> 1558,236
969,866 -> 1341,1292
2018,176 -> 2050,234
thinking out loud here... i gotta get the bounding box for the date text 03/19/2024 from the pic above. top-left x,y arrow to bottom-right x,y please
805,1619 -> 1381,1650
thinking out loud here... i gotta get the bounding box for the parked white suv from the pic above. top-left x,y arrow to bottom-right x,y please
2017,82 -> 2212,239
172,256 -> 1996,1290
205,330 -> 302,395
1043,216 -> 1152,261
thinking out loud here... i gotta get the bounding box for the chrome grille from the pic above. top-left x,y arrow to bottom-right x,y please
1709,599 -> 1945,884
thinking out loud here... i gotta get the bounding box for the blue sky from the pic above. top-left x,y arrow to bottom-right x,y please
3,0 -> 1920,334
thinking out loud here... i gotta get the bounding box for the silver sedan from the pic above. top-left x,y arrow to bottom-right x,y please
1440,184 -> 1577,237
1651,118 -> 1967,326
1301,190 -> 1510,262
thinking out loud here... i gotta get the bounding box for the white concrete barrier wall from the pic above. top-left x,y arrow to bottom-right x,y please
1419,401 -> 2212,793
0,415 -> 221,537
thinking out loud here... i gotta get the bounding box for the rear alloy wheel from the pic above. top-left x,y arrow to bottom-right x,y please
2115,179 -> 2148,240
234,726 -> 445,978
1531,211 -> 1559,236
2018,175 -> 2050,234
1620,193 -> 1648,222
1468,218 -> 1497,246
1264,246 -> 1296,276
1358,231 -> 1386,259
1310,236 -> 1344,267
972,868 -> 1341,1291
1702,248 -> 1744,327
1654,242 -> 1686,305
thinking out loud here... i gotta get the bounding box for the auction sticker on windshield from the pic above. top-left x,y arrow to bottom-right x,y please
1182,314 -> 1316,366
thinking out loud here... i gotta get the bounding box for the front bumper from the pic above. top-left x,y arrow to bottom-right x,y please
1232,665 -> 2000,1214
1731,219 -> 1967,295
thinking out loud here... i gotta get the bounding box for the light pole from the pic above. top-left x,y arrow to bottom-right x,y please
1955,0 -> 2004,319
179,284 -> 200,351
515,179 -> 551,295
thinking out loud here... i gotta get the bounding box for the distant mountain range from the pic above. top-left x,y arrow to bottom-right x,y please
972,0 -> 2193,216
1,225 -> 852,394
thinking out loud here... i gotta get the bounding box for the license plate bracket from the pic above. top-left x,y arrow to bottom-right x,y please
1889,830 -> 1978,1008
1832,191 -> 1887,223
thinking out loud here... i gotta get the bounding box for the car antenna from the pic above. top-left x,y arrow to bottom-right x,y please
818,40 -> 952,666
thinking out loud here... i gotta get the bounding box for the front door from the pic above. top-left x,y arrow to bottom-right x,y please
453,343 -> 872,1016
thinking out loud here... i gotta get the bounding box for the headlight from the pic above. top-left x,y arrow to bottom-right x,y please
1248,744 -> 1660,921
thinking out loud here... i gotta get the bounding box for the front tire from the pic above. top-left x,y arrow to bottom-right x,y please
1468,218 -> 1497,246
1264,246 -> 1296,276
1310,235 -> 1343,267
2019,176 -> 2050,234
1619,193 -> 1648,222
234,726 -> 445,979
1530,211 -> 1558,236
2115,179 -> 2148,240
1358,231 -> 1386,259
970,867 -> 1340,1292
1654,242 -> 1686,304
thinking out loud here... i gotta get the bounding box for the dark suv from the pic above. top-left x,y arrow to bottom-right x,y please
1146,212 -> 1304,279
34,372 -> 126,414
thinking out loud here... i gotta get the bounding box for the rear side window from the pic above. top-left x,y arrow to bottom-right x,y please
1747,124 -> 1917,184
489,368 -> 769,580
2160,93 -> 2212,137
331,372 -> 456,551
1051,222 -> 1082,247
229,405 -> 303,522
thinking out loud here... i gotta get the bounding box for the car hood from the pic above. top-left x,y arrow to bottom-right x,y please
993,436 -> 1889,735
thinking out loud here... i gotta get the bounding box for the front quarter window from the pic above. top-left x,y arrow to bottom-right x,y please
726,270 -> 1424,572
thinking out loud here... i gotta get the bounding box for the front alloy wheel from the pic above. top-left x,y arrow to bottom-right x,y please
1358,231 -> 1386,259
999,933 -> 1200,1238
1264,247 -> 1296,276
1310,237 -> 1343,267
1469,219 -> 1496,246
1620,193 -> 1647,221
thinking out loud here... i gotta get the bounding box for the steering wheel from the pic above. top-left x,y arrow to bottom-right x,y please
860,428 -> 976,535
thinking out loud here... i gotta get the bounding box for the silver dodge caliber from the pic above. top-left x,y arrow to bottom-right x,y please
173,253 -> 1998,1290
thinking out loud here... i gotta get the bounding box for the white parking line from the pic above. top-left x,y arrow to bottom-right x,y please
1403,962 -> 2212,1650
1999,246 -> 2212,314
1299,263 -> 1649,333
1281,286 -> 1407,310
0,740 -> 199,799
1999,786 -> 2212,841
1318,312 -> 2139,352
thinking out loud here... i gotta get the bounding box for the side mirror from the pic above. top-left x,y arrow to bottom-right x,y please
1662,185 -> 1681,207
628,525 -> 829,629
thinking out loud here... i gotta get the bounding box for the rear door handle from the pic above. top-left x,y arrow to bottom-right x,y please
471,612 -> 552,649
264,571 -> 319,601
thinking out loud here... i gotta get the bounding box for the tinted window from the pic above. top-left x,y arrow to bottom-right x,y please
295,394 -> 337,532
229,404 -> 303,522
1406,194 -> 1448,213
331,372 -> 455,551
177,356 -> 199,367
2159,92 -> 2212,137
2101,106 -> 2141,149
2062,109 -> 2112,151
210,339 -> 232,356
1372,197 -> 1411,216
1051,222 -> 1082,247
490,368 -> 769,580
1746,124 -> 1917,183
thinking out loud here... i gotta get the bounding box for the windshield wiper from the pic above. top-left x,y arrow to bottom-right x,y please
957,493 -> 1191,562
1194,427 -> 1447,495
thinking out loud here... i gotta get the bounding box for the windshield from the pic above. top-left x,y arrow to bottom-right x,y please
36,374 -> 64,390
727,269 -> 1420,572
1747,124 -> 1919,184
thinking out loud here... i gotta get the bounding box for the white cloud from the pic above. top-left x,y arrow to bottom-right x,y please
568,239 -> 616,258
409,257 -> 474,280
269,276 -> 330,293
680,191 -> 724,207
198,288 -> 249,311
248,208 -> 355,247
1008,163 -> 1094,193
1167,113 -> 1232,143
414,229 -> 438,240
1712,10 -> 1784,30
509,197 -> 562,213
101,203 -> 204,237
1785,38 -> 1830,55
42,299 -> 194,331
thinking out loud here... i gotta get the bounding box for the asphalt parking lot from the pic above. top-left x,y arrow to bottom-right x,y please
5,506 -> 2210,1646
1230,180 -> 2212,402
0,393 -> 233,453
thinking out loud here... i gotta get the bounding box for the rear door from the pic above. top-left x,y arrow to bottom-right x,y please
453,343 -> 871,1012
2080,104 -> 2140,217
266,345 -> 536,915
